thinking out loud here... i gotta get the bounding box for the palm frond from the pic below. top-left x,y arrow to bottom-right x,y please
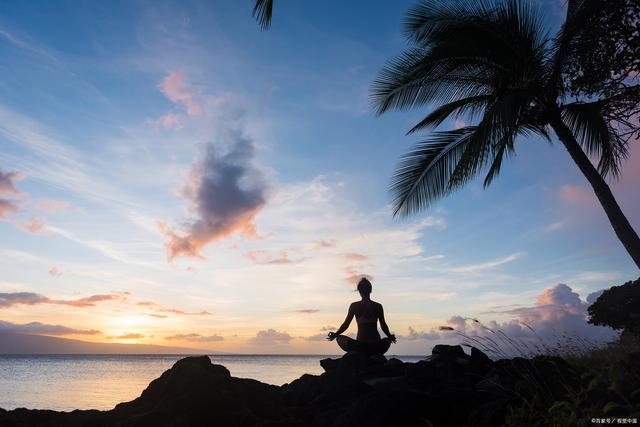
390,127 -> 477,217
561,102 -> 628,177
371,0 -> 548,116
407,95 -> 492,134
253,0 -> 273,30
448,89 -> 531,188
371,48 -> 496,115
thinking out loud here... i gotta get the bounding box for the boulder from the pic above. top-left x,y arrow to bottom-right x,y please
431,344 -> 469,361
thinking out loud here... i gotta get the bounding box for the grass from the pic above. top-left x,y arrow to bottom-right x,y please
439,319 -> 640,427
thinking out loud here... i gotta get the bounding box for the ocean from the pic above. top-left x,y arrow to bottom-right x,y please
0,354 -> 424,411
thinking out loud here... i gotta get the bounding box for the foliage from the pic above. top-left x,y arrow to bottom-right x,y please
588,277 -> 640,336
562,0 -> 640,147
253,0 -> 273,30
452,317 -> 640,426
563,0 -> 640,100
370,0 -> 638,217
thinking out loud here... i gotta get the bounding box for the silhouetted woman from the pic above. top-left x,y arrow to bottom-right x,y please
327,277 -> 396,355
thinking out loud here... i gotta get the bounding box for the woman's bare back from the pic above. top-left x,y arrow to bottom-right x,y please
352,300 -> 382,342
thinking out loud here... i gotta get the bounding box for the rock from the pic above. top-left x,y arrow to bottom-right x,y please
431,344 -> 469,361
469,347 -> 493,377
320,357 -> 340,372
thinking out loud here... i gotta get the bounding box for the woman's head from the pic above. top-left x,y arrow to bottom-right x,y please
357,277 -> 372,296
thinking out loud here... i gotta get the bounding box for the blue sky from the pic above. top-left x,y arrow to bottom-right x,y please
0,0 -> 637,354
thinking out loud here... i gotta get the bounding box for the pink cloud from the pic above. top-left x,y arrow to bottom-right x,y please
160,133 -> 267,260
35,199 -> 70,213
559,184 -> 596,207
342,253 -> 368,262
48,266 -> 62,277
136,300 -> 210,316
158,71 -> 203,116
343,266 -> 374,285
0,199 -> 21,219
466,283 -> 620,352
245,249 -> 303,265
315,239 -> 337,248
53,294 -> 125,307
156,307 -> 211,316
18,217 -> 47,234
149,112 -> 184,130
136,301 -> 159,307
0,169 -> 24,195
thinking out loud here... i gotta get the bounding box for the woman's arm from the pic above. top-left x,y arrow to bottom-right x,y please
379,305 -> 396,343
327,304 -> 355,340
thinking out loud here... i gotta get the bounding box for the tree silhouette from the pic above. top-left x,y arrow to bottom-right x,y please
371,0 -> 640,268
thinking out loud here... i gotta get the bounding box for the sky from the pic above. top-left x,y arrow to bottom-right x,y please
0,0 -> 638,355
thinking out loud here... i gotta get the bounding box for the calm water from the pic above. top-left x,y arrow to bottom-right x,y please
0,354 -> 423,411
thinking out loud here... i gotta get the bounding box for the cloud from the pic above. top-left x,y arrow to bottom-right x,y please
294,309 -> 319,314
161,131 -> 267,260
0,320 -> 101,336
245,249 -> 303,265
113,332 -> 144,340
0,292 -> 49,308
48,266 -> 62,277
0,199 -> 21,219
314,239 -> 337,248
445,252 -> 524,273
573,271 -> 622,282
35,199 -> 69,213
560,184 -> 595,207
320,325 -> 337,331
465,283 -> 620,350
165,333 -> 224,342
0,292 -> 124,309
158,71 -> 203,116
342,253 -> 368,262
402,326 -> 441,341
136,301 -> 159,307
249,329 -> 292,345
544,221 -> 565,233
306,333 -> 328,341
17,217 -> 47,234
0,168 -> 24,195
136,300 -> 210,316
148,112 -> 184,130
156,308 -> 211,316
54,294 -> 125,307
343,266 -> 374,285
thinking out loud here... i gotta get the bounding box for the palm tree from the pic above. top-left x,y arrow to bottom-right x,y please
371,0 -> 640,269
253,0 -> 274,30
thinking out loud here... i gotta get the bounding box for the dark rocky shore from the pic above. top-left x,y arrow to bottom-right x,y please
1,345 -> 638,427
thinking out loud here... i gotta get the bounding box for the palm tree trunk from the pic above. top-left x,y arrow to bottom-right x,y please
548,113 -> 640,270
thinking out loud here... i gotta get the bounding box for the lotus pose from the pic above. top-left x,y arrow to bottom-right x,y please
327,278 -> 396,355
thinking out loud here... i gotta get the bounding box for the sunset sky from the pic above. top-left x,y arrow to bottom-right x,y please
0,0 -> 638,355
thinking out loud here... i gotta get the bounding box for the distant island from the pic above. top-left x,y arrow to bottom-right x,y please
0,332 -> 215,355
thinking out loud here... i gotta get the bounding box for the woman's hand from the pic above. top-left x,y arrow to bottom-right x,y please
326,332 -> 337,341
388,334 -> 397,344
